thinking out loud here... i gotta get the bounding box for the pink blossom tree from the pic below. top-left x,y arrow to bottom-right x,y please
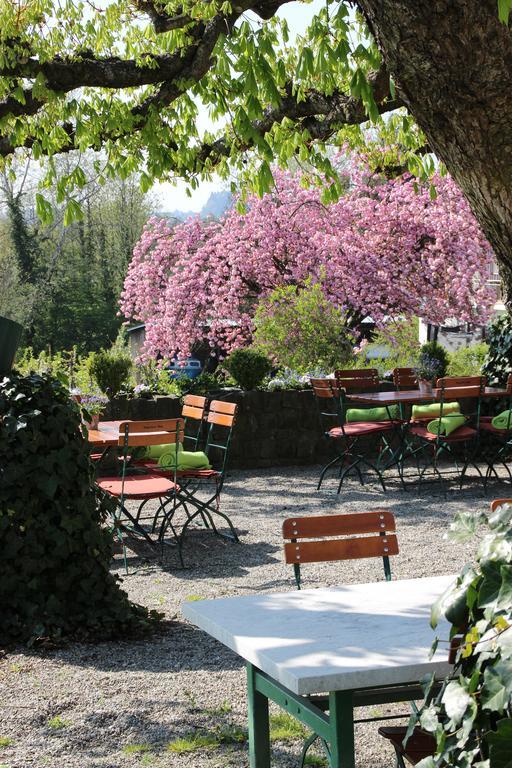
120,169 -> 496,361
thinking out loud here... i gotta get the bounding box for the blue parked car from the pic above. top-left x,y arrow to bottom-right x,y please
167,357 -> 203,379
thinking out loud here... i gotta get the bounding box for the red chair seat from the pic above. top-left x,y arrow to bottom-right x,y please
328,422 -> 395,438
177,468 -> 219,478
90,452 -> 103,462
378,726 -> 436,766
409,424 -> 477,441
97,474 -> 179,499
480,421 -> 511,434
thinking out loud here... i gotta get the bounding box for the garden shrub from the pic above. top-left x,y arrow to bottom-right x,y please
447,343 -> 489,377
411,504 -> 512,767
419,340 -> 449,378
253,281 -> 353,372
89,350 -> 132,398
483,314 -> 512,385
222,349 -> 272,390
355,318 -> 421,375
0,373 -> 156,644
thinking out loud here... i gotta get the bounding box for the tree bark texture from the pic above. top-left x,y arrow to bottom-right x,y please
358,0 -> 512,307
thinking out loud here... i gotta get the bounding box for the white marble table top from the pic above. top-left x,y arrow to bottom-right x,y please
182,575 -> 455,695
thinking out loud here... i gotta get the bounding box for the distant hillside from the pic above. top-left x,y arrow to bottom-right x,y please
159,190 -> 232,221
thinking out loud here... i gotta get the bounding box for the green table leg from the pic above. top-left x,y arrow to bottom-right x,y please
328,690 -> 355,768
247,664 -> 271,768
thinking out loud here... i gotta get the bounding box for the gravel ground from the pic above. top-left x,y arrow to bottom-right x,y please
0,465 -> 504,768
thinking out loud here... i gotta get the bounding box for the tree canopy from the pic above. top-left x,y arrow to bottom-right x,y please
1,1 -> 512,300
120,165 -> 495,361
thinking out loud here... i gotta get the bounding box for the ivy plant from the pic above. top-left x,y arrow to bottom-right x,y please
409,504 -> 512,767
483,315 -> 512,386
0,372 -> 157,644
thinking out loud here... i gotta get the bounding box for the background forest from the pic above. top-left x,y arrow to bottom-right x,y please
0,156 -> 152,353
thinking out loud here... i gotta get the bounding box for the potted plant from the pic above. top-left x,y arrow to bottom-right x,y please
414,354 -> 443,394
81,394 -> 108,429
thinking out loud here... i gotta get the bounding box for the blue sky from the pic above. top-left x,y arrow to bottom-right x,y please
155,0 -> 323,212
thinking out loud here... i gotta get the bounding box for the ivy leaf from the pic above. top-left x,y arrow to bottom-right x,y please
488,718 -> 512,768
481,666 -> 509,712
442,681 -> 471,724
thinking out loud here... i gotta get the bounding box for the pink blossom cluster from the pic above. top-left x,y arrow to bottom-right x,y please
120,168 -> 496,361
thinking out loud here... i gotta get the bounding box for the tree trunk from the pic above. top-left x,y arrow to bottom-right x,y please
359,0 -> 512,308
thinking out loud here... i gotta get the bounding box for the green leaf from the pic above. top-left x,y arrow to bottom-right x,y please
35,194 -> 54,225
488,718 -> 512,768
498,0 -> 512,25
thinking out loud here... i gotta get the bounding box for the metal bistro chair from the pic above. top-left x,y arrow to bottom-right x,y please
96,418 -> 186,564
407,376 -> 484,489
311,378 -> 396,492
479,374 -> 512,489
159,400 -> 239,544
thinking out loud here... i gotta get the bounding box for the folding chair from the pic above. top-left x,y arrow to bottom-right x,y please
282,510 -> 398,589
160,400 -> 239,544
96,418 -> 186,564
479,374 -> 512,488
311,378 -> 396,492
181,394 -> 208,450
407,376 -> 484,489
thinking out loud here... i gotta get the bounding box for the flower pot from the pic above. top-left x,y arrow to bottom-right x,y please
418,379 -> 433,395
0,315 -> 23,375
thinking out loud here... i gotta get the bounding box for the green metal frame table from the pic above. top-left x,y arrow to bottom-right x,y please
182,575 -> 454,768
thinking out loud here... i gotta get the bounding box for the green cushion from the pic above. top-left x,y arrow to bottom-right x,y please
158,450 -> 210,470
144,442 -> 182,459
427,414 -> 466,436
491,410 -> 512,430
412,402 -> 460,419
346,405 -> 400,422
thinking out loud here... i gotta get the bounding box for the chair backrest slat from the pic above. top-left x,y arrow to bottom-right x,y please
393,367 -> 418,390
117,418 -> 184,447
284,534 -> 399,565
282,510 -> 395,538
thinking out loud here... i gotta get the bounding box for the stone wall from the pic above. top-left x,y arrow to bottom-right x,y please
104,389 -> 332,468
